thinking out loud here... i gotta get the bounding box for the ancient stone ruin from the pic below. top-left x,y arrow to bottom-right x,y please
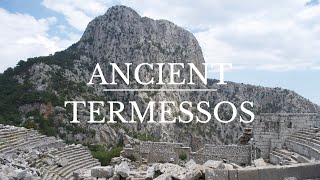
1,113 -> 320,179
0,124 -> 100,179
122,142 -> 251,166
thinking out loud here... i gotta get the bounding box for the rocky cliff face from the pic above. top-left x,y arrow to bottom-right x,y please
0,5 -> 318,150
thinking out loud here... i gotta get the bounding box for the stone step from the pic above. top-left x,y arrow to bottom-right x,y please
59,151 -> 91,162
289,135 -> 320,150
274,148 -> 293,157
29,138 -> 61,149
296,131 -> 320,141
0,128 -> 22,135
63,161 -> 100,179
0,136 -> 20,145
52,146 -> 86,156
286,139 -> 320,159
271,150 -> 293,162
0,134 -> 46,149
0,138 -> 25,152
0,138 -> 26,153
300,128 -> 320,133
57,158 -> 99,177
54,149 -> 89,157
1,135 -> 51,154
49,153 -> 94,172
52,153 -> 97,172
274,148 -> 311,164
290,153 -> 311,163
0,131 -> 29,140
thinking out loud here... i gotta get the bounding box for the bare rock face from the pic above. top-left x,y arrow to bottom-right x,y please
64,5 -> 209,146
80,5 -> 204,68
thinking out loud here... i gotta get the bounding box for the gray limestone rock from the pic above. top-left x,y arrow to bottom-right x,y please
203,160 -> 223,169
185,159 -> 197,169
91,166 -> 113,178
154,173 -> 172,180
15,169 -> 27,179
145,165 -> 155,180
115,162 -> 130,178
0,172 -> 9,180
43,158 -> 54,166
205,169 -> 228,180
57,158 -> 69,167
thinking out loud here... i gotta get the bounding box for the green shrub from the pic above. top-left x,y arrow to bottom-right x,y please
179,153 -> 187,161
88,145 -> 123,166
23,120 -> 38,129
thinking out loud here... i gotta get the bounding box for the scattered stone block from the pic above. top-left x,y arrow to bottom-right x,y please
43,158 -> 54,166
205,169 -> 228,180
145,166 -> 155,180
238,168 -> 259,180
115,161 -> 130,178
57,158 -> 68,167
91,166 -> 114,178
154,173 -> 172,180
218,163 -> 234,170
185,159 -> 197,169
258,166 -> 279,180
229,169 -> 238,180
203,160 -> 223,169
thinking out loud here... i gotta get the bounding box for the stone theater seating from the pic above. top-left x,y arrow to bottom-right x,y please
270,128 -> 320,165
0,124 -> 100,179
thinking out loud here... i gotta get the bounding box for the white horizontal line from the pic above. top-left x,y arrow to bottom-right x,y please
103,89 -> 217,92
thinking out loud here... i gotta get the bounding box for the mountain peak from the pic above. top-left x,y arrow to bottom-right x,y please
104,5 -> 140,18
78,5 -> 204,66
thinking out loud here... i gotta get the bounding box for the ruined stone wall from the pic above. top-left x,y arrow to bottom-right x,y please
139,142 -> 186,163
191,145 -> 251,165
122,142 -> 251,165
253,113 -> 318,159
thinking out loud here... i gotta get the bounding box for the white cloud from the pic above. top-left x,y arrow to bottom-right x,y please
42,0 -> 113,31
29,0 -> 320,71
0,8 -> 80,72
313,66 -> 320,70
194,6 -> 320,71
112,0 -> 320,71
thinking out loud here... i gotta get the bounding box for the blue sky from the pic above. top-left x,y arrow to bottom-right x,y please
0,0 -> 320,104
